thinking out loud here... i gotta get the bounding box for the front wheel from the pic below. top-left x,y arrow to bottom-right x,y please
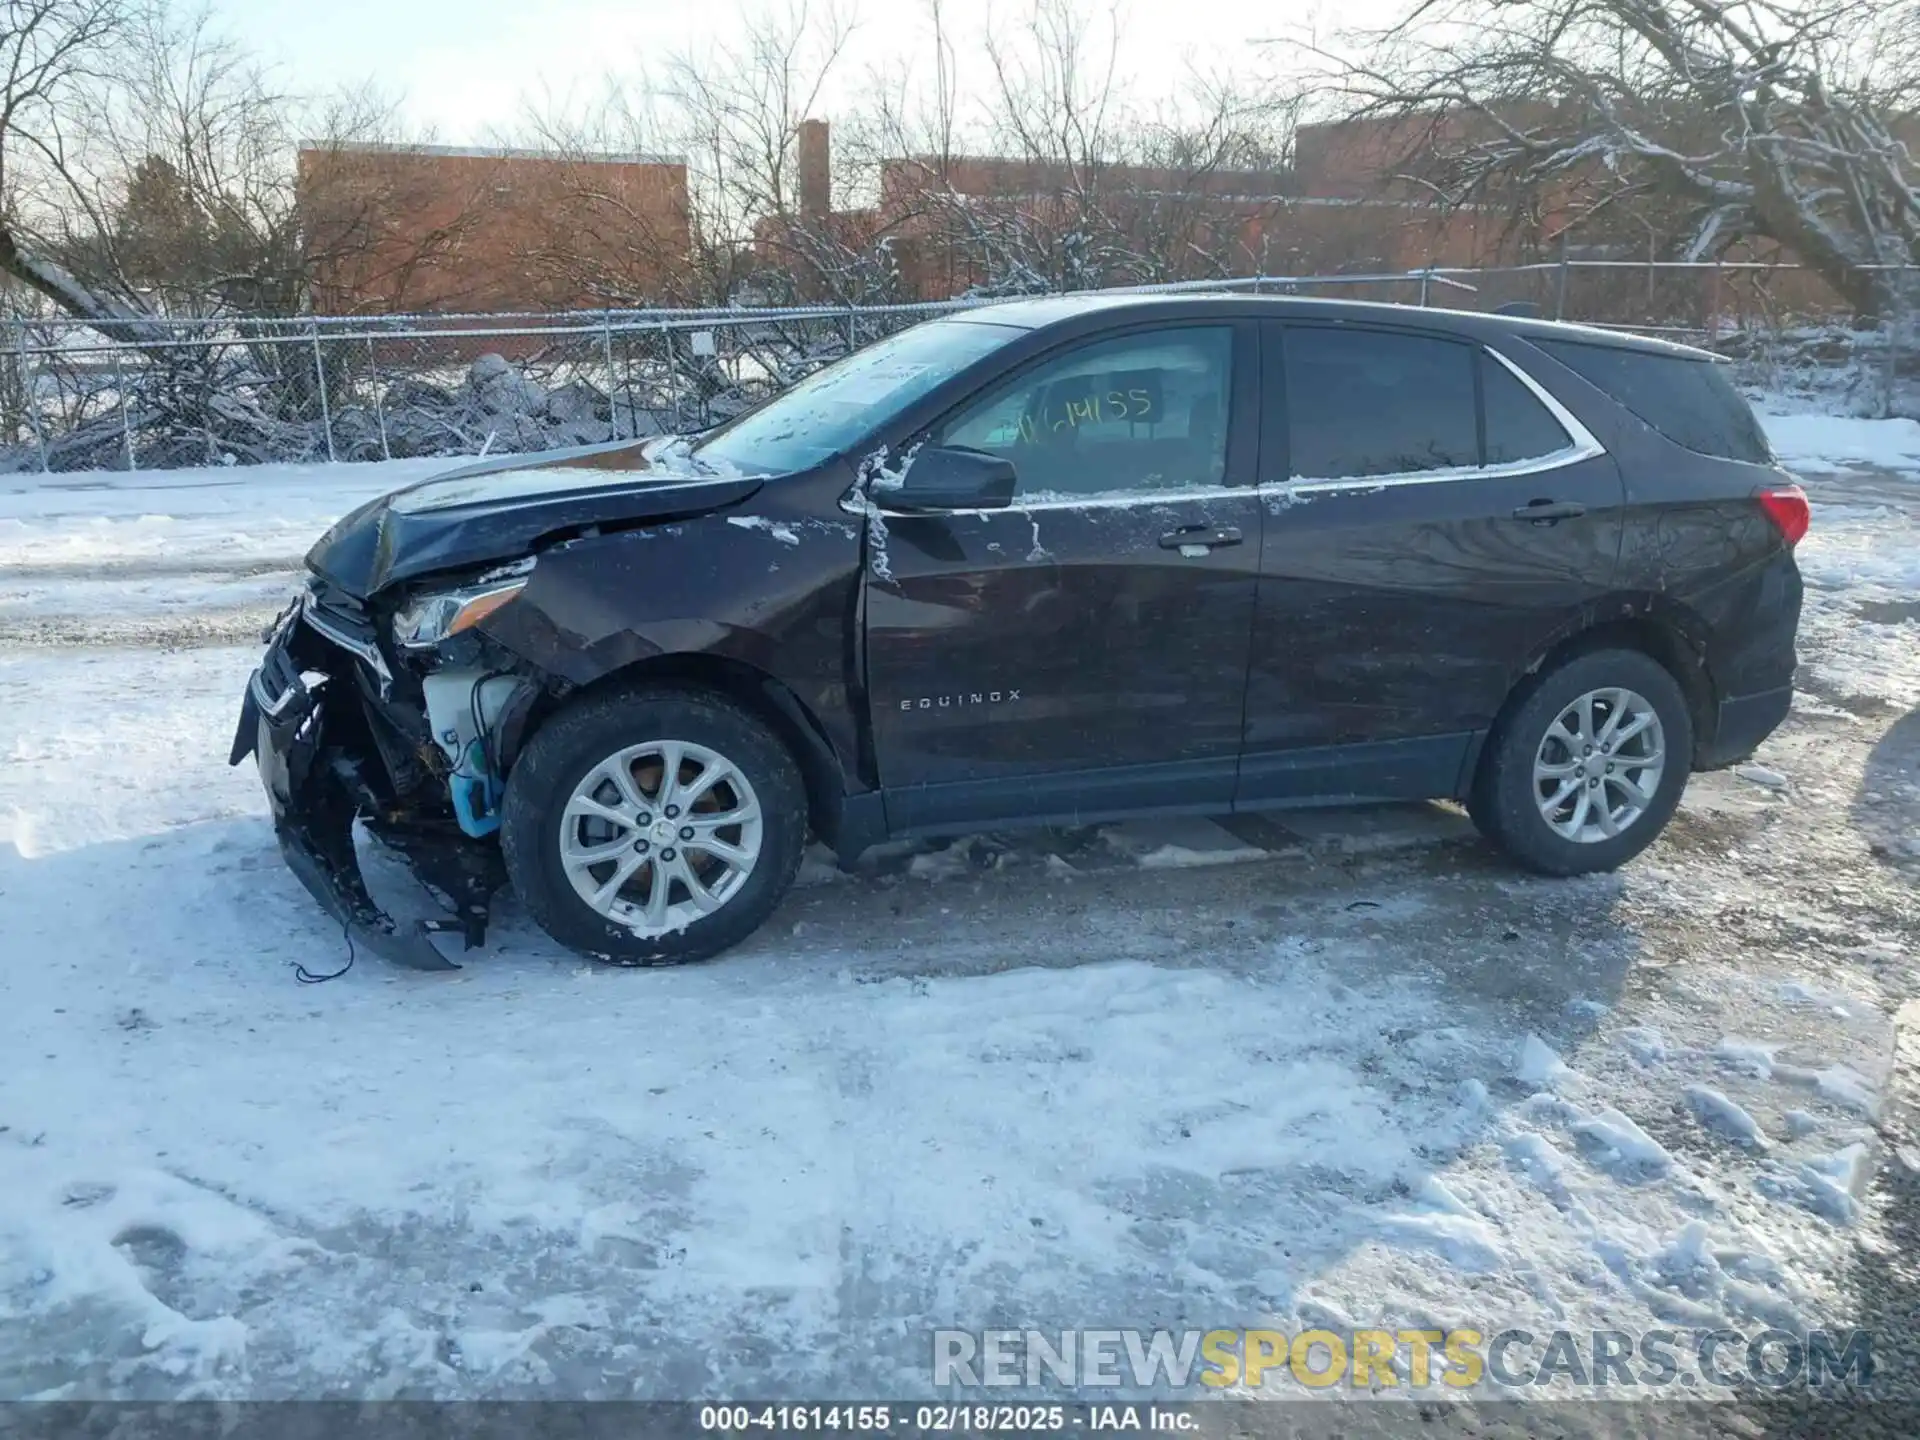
501,686 -> 807,964
1471,648 -> 1693,876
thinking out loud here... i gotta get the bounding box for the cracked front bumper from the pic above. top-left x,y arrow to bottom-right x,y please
231,604 -> 481,972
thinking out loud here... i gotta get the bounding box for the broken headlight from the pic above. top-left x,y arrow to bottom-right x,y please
391,560 -> 534,650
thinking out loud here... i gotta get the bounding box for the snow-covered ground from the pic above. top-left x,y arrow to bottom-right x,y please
1,419 -> 1917,1414
1765,414 -> 1920,477
0,459 -> 450,649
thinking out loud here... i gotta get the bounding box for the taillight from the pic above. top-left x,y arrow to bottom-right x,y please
1757,484 -> 1810,546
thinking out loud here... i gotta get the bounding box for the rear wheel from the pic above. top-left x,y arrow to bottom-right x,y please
501,686 -> 807,964
1471,648 -> 1693,876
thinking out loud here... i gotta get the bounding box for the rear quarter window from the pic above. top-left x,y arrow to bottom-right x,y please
1532,339 -> 1771,464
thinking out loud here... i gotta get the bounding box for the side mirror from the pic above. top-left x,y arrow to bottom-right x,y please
885,445 -> 1017,512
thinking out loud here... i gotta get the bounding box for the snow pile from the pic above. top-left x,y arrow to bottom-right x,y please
1761,413 -> 1920,475
1099,817 -> 1266,869
327,354 -> 655,462
1684,1085 -> 1771,1149
1732,325 -> 1918,421
1516,1034 -> 1574,1087
1569,1106 -> 1675,1177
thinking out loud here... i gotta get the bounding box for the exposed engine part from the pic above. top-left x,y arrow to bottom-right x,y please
421,670 -> 526,838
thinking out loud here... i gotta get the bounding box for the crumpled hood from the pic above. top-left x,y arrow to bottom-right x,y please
305,438 -> 764,598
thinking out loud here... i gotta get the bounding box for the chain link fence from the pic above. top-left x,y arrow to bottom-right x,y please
0,261 -> 1911,473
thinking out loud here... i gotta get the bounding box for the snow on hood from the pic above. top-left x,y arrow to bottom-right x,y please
388,435 -> 742,515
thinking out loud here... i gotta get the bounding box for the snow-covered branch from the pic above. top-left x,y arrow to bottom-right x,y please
1314,0 -> 1917,314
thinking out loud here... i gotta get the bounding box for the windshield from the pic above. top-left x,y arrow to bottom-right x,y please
694,317 -> 1022,474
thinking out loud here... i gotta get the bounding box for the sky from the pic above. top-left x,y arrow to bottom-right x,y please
209,0 -> 1378,146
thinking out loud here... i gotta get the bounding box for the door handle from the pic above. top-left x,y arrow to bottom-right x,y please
1159,525 -> 1244,551
1511,499 -> 1587,523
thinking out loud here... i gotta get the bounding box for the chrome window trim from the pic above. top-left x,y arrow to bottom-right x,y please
869,345 -> 1609,515
876,483 -> 1252,519
1269,345 -> 1606,498
1484,345 -> 1606,462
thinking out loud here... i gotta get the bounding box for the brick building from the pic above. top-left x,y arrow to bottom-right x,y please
306,112 -> 1913,316
757,120 -> 1489,303
296,142 -> 692,314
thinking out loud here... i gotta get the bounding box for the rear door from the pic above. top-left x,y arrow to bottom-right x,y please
1239,322 -> 1625,805
864,320 -> 1263,832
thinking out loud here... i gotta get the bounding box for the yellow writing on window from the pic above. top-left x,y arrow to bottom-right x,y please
1016,387 -> 1156,443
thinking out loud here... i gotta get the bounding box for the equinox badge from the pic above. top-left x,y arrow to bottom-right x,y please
900,690 -> 1024,710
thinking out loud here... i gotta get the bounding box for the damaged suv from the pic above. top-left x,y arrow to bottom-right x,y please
232,294 -> 1806,969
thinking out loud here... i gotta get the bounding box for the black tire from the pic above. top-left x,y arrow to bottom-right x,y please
500,685 -> 807,965
1470,647 -> 1693,876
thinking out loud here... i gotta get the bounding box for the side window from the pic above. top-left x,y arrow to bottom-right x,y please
1482,355 -> 1574,464
936,327 -> 1232,498
1532,339 -> 1771,464
1284,328 -> 1477,479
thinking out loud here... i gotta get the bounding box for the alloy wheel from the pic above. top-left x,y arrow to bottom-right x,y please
558,740 -> 764,936
1532,686 -> 1667,844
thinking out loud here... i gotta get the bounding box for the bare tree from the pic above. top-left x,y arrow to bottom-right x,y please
294,97 -> 501,316
502,0 -> 1299,307
0,0 -> 133,311
866,0 -> 1296,296
0,0 -> 124,208
0,1 -> 512,466
45,6 -> 492,319
500,2 -> 876,307
661,0 -> 857,296
1306,0 -> 1920,315
508,87 -> 709,307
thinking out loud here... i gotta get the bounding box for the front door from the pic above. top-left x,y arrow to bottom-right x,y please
1240,322 -> 1626,805
864,321 -> 1262,833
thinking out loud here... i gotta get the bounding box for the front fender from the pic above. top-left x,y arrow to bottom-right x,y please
476,503 -> 868,779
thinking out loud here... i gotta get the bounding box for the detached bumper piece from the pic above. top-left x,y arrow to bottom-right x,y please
232,608 -> 504,972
